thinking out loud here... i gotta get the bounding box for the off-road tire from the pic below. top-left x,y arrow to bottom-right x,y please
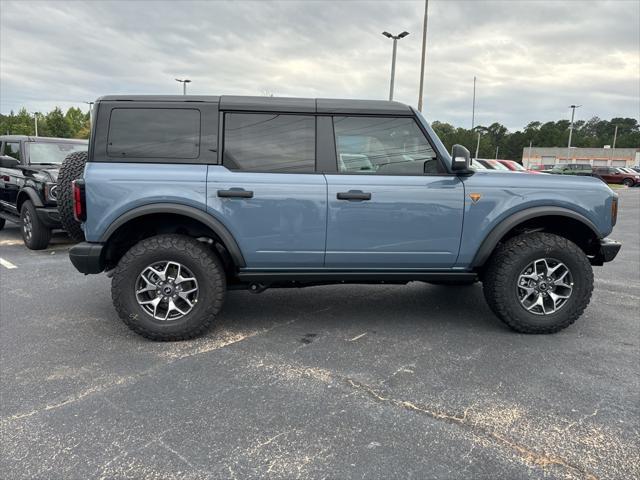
482,232 -> 593,334
20,200 -> 51,250
111,234 -> 226,341
622,178 -> 634,187
57,151 -> 87,242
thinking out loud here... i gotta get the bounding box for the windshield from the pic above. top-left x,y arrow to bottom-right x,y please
485,159 -> 510,170
28,142 -> 87,164
507,161 -> 527,171
470,159 -> 487,170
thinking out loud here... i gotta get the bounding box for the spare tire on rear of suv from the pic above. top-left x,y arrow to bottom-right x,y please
57,151 -> 87,242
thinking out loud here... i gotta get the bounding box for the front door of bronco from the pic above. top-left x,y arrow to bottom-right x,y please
324,116 -> 464,269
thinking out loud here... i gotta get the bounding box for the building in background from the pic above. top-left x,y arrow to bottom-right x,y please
522,147 -> 639,169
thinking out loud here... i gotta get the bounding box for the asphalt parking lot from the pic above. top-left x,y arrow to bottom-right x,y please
1,189 -> 638,480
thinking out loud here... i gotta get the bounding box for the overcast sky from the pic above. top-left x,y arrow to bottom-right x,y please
1,0 -> 638,130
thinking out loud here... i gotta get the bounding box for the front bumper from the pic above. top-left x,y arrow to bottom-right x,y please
35,207 -> 61,229
69,242 -> 104,274
591,238 -> 621,266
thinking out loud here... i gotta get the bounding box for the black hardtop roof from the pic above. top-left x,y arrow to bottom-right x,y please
0,135 -> 88,143
96,95 -> 413,115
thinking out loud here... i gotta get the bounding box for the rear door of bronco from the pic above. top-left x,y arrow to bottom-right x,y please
207,108 -> 327,268
323,116 -> 464,268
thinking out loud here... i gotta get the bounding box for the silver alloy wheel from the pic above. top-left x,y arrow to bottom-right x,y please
23,210 -> 33,242
517,258 -> 574,315
135,261 -> 199,321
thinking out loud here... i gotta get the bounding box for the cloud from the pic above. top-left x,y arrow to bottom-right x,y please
1,0 -> 638,130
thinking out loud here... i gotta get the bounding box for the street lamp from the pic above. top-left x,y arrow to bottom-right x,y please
566,104 -> 581,161
84,101 -> 95,129
382,31 -> 409,101
175,78 -> 191,95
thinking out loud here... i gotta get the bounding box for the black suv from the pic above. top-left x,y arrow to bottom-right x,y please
0,135 -> 87,249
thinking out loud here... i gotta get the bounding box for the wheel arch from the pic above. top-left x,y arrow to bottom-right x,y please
16,187 -> 44,211
471,207 -> 601,268
100,203 -> 246,270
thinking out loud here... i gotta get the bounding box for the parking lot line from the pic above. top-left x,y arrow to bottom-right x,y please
0,258 -> 17,269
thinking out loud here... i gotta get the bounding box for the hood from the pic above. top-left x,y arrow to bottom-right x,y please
19,165 -> 59,182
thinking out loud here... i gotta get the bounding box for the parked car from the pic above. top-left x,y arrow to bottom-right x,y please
469,159 -> 489,171
497,159 -> 542,174
529,164 -> 554,172
549,163 -> 593,176
67,95 -> 620,340
0,135 -> 88,249
631,166 -> 640,173
592,167 -> 640,187
476,159 -> 511,171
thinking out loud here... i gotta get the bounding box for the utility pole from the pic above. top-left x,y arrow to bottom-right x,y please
611,124 -> 618,163
566,104 -> 581,162
417,0 -> 429,112
528,140 -> 533,166
382,31 -> 409,101
471,76 -> 476,130
34,112 -> 39,136
175,78 -> 191,95
475,132 -> 481,159
495,146 -> 499,160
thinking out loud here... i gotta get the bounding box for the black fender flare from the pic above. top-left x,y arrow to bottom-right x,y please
470,206 -> 601,268
17,187 -> 44,210
99,203 -> 246,268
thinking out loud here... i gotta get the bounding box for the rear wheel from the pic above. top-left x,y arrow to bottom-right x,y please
622,178 -> 634,187
482,232 -> 593,333
20,201 -> 51,250
57,151 -> 87,242
111,234 -> 226,341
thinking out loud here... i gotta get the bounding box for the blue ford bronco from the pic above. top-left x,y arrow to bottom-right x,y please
67,95 -> 621,340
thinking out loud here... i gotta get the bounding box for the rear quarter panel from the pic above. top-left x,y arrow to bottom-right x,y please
83,163 -> 208,242
456,172 -> 615,267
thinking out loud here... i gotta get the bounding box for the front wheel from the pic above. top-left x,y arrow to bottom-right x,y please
111,234 -> 226,341
482,232 -> 593,334
20,201 -> 51,250
622,178 -> 634,187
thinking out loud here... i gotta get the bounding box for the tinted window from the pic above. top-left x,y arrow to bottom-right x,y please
333,117 -> 439,175
223,114 -> 315,172
4,142 -> 20,161
107,108 -> 200,159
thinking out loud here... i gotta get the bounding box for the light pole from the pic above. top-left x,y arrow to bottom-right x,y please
382,31 -> 409,101
417,0 -> 429,111
566,104 -> 581,161
471,76 -> 477,130
175,78 -> 191,95
84,101 -> 95,129
475,132 -> 481,159
34,112 -> 40,136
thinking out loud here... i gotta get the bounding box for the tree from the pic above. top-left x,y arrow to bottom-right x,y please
43,107 -> 71,138
65,107 -> 87,137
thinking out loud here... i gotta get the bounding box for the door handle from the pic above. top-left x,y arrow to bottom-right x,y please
337,190 -> 371,201
217,189 -> 253,198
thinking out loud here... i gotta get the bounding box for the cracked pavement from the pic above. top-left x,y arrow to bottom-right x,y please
1,189 -> 639,479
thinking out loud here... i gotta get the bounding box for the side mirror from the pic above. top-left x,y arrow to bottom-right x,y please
451,144 -> 471,171
0,155 -> 19,168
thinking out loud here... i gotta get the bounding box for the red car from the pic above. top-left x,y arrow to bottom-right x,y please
497,159 -> 542,174
592,167 -> 640,187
